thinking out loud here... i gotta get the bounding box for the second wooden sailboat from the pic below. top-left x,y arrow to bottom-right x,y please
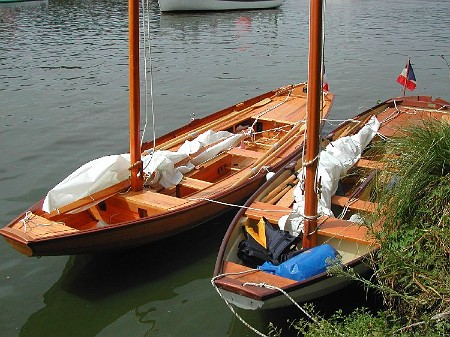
212,0 -> 450,310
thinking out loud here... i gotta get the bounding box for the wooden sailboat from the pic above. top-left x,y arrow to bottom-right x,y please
0,0 -> 334,257
211,0 -> 450,310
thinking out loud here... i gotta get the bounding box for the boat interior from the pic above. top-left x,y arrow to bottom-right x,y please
221,111 -> 391,279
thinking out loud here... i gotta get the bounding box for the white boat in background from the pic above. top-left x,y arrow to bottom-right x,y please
158,0 -> 283,12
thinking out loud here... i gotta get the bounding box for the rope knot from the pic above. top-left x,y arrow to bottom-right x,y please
20,211 -> 34,232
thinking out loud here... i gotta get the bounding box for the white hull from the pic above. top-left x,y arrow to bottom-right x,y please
158,0 -> 283,12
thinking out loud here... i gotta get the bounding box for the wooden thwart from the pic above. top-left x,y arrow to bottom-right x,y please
331,195 -> 377,212
117,190 -> 191,211
245,201 -> 291,224
228,147 -> 262,159
245,202 -> 374,245
178,177 -> 213,190
317,217 -> 375,245
355,158 -> 386,170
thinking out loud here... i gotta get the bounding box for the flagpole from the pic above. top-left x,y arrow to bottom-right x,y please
402,58 -> 409,97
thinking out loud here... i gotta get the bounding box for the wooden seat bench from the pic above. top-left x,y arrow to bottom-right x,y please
178,177 -> 213,190
244,201 -> 375,245
317,217 -> 375,245
245,201 -> 292,224
228,147 -> 262,159
355,158 -> 386,170
331,195 -> 377,212
115,190 -> 191,211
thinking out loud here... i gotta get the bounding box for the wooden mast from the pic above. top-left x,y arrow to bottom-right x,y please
302,0 -> 323,249
129,0 -> 143,191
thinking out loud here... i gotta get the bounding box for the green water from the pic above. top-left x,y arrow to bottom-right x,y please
0,0 -> 448,335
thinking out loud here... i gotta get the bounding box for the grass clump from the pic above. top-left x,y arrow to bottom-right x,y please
374,119 -> 450,323
290,308 -> 448,337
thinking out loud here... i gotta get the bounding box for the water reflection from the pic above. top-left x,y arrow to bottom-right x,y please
19,213 -> 239,337
158,9 -> 283,53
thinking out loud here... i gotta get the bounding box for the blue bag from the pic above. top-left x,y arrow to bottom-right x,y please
258,244 -> 339,281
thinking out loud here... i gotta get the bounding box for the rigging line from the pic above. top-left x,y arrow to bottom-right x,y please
187,197 -> 303,214
440,55 -> 450,78
141,0 -> 156,149
249,89 -> 292,130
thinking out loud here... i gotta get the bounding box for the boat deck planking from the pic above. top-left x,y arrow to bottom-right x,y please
8,213 -> 79,240
221,260 -> 297,289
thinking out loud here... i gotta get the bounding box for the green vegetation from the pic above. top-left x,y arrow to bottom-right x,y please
373,119 -> 450,324
284,120 -> 450,336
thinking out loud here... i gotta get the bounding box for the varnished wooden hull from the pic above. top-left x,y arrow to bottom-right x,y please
2,175 -> 261,256
1,83 -> 334,256
213,95 -> 450,310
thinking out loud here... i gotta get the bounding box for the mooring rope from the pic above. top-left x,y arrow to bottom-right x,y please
211,270 -> 270,337
211,270 -> 321,337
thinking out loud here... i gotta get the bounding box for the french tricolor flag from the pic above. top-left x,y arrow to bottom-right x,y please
396,59 -> 417,92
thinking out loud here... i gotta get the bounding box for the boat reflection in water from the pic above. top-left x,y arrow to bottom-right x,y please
19,214 -> 236,337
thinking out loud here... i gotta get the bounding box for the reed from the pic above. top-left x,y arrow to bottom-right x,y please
373,119 -> 450,323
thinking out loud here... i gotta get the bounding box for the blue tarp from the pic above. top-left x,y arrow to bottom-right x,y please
258,244 -> 339,281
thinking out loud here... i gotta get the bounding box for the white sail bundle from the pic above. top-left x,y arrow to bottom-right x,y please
42,130 -> 244,213
144,130 -> 243,188
279,116 -> 381,236
42,154 -> 131,213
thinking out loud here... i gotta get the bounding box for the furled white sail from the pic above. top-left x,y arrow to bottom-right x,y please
279,116 -> 381,236
42,154 -> 131,213
144,130 -> 243,188
42,130 -> 244,213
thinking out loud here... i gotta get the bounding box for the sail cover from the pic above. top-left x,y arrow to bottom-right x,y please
144,130 -> 243,188
42,130 -> 244,213
42,154 -> 131,213
279,116 -> 381,236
